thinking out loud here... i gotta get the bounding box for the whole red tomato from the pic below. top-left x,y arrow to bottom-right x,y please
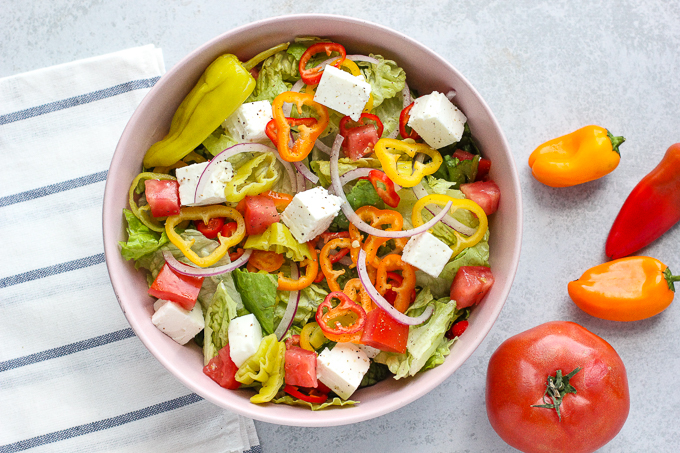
486,321 -> 629,453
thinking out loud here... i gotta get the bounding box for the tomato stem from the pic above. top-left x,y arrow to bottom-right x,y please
531,367 -> 581,421
663,267 -> 680,292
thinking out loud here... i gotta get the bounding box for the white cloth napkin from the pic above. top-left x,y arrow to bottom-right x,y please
0,45 -> 260,453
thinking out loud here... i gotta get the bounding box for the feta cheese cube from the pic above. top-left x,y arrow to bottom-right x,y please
280,186 -> 343,243
228,314 -> 263,367
407,91 -> 467,149
151,299 -> 204,345
357,344 -> 382,359
175,160 -> 233,206
401,232 -> 454,278
222,100 -> 273,143
313,65 -> 372,121
317,343 -> 370,400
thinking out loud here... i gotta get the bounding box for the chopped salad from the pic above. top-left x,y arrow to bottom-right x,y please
119,37 -> 501,409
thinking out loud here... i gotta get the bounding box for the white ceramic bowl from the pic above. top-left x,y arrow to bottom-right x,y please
102,14 -> 522,427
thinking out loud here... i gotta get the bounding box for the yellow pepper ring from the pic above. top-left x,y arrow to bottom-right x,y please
165,206 -> 246,267
374,138 -> 443,187
300,322 -> 326,351
412,194 -> 488,257
128,172 -> 177,232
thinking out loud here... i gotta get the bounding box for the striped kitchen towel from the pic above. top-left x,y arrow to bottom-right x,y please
0,45 -> 260,453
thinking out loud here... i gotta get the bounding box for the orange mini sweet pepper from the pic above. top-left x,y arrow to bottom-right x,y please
568,256 -> 679,321
528,125 -> 625,187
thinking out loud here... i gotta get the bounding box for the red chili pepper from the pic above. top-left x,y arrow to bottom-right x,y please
606,143 -> 680,259
284,384 -> 329,404
339,113 -> 384,138
328,247 -> 350,264
366,170 -> 400,208
298,42 -> 346,85
265,117 -> 318,146
399,102 -> 420,140
315,291 -> 367,336
195,217 -> 225,239
320,231 -> 350,244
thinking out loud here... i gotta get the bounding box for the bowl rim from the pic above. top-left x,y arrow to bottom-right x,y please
103,13 -> 523,426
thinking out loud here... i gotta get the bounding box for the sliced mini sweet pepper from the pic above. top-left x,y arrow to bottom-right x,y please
374,138 -> 443,187
165,206 -> 246,267
320,237 -> 352,292
284,385 -> 328,404
128,172 -> 178,232
277,242 -> 319,291
298,42 -> 347,85
364,170 -> 400,208
299,321 -> 327,351
271,91 -> 329,162
412,194 -> 488,257
348,206 -> 404,267
143,54 -> 255,168
375,255 -> 417,313
315,291 -> 367,338
399,102 -> 420,140
248,250 -> 285,273
265,117 -> 318,146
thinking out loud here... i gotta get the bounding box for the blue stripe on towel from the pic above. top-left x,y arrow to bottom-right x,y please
0,254 -> 105,289
0,171 -> 108,207
0,328 -> 135,373
0,393 -> 203,452
0,77 -> 160,126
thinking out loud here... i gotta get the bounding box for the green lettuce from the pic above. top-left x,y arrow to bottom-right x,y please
245,50 -> 299,103
119,209 -> 169,262
202,280 -> 239,364
432,154 -> 480,188
371,93 -> 404,138
232,269 -> 278,335
356,54 -> 406,110
272,395 -> 357,410
275,283 -> 327,334
202,129 -> 238,157
310,157 -> 382,187
244,223 -> 312,261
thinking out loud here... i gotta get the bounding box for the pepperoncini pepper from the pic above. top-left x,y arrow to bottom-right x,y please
142,54 -> 256,168
271,91 -> 329,162
224,152 -> 279,202
412,194 -> 488,257
165,206 -> 246,267
128,172 -> 177,232
374,138 -> 443,187
568,256 -> 680,322
528,125 -> 625,187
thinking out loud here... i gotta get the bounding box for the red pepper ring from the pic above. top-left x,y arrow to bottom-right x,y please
316,291 -> 367,336
399,102 -> 420,140
265,117 -> 318,146
284,384 -> 329,404
339,113 -> 385,139
366,169 -> 400,208
298,42 -> 347,85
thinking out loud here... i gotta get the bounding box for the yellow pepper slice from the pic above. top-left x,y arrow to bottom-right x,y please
128,172 -> 177,232
299,321 -> 326,351
374,138 -> 443,187
165,206 -> 245,267
224,152 -> 279,202
412,194 -> 488,257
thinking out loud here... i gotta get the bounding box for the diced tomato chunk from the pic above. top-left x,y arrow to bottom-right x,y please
203,344 -> 241,390
148,263 -> 203,310
144,180 -> 180,217
360,308 -> 409,354
452,149 -> 476,161
476,158 -> 492,181
243,195 -> 280,235
344,125 -> 380,161
450,266 -> 494,309
284,346 -> 318,388
460,180 -> 501,215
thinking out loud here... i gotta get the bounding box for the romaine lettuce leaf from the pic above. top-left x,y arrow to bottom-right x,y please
244,223 -> 312,261
119,209 -> 169,261
202,280 -> 239,364
357,54 -> 406,110
232,269 -> 278,335
245,51 -> 299,103
272,395 -> 357,410
202,129 -> 238,157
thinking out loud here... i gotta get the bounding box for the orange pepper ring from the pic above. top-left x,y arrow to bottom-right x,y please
376,254 -> 417,313
271,91 -> 329,162
320,238 -> 351,292
277,243 -> 318,291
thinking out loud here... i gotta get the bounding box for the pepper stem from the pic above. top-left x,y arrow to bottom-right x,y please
531,367 -> 581,421
243,42 -> 290,71
606,129 -> 626,156
663,268 -> 680,292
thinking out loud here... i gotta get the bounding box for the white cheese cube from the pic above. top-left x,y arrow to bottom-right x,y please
357,344 -> 381,359
313,65 -> 372,121
280,186 -> 343,243
317,343 -> 370,400
222,100 -> 273,143
175,160 -> 233,206
407,91 -> 467,149
151,299 -> 204,345
227,314 -> 263,367
402,232 -> 454,278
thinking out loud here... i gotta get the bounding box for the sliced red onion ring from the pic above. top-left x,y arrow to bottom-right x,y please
294,161 -> 319,184
163,249 -> 252,277
330,134 -> 450,238
194,143 -> 296,203
357,249 -> 434,326
411,184 -> 476,236
346,54 -> 380,65
274,262 -> 300,340
314,139 -> 332,155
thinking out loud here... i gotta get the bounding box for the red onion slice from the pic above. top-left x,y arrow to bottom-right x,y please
411,184 -> 476,236
346,54 -> 380,65
194,143 -> 296,203
357,249 -> 433,326
163,249 -> 252,277
330,134 -> 451,238
274,262 -> 301,340
294,161 -> 319,184
314,139 -> 332,155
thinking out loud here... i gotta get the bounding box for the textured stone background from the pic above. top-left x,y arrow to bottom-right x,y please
4,1 -> 679,451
